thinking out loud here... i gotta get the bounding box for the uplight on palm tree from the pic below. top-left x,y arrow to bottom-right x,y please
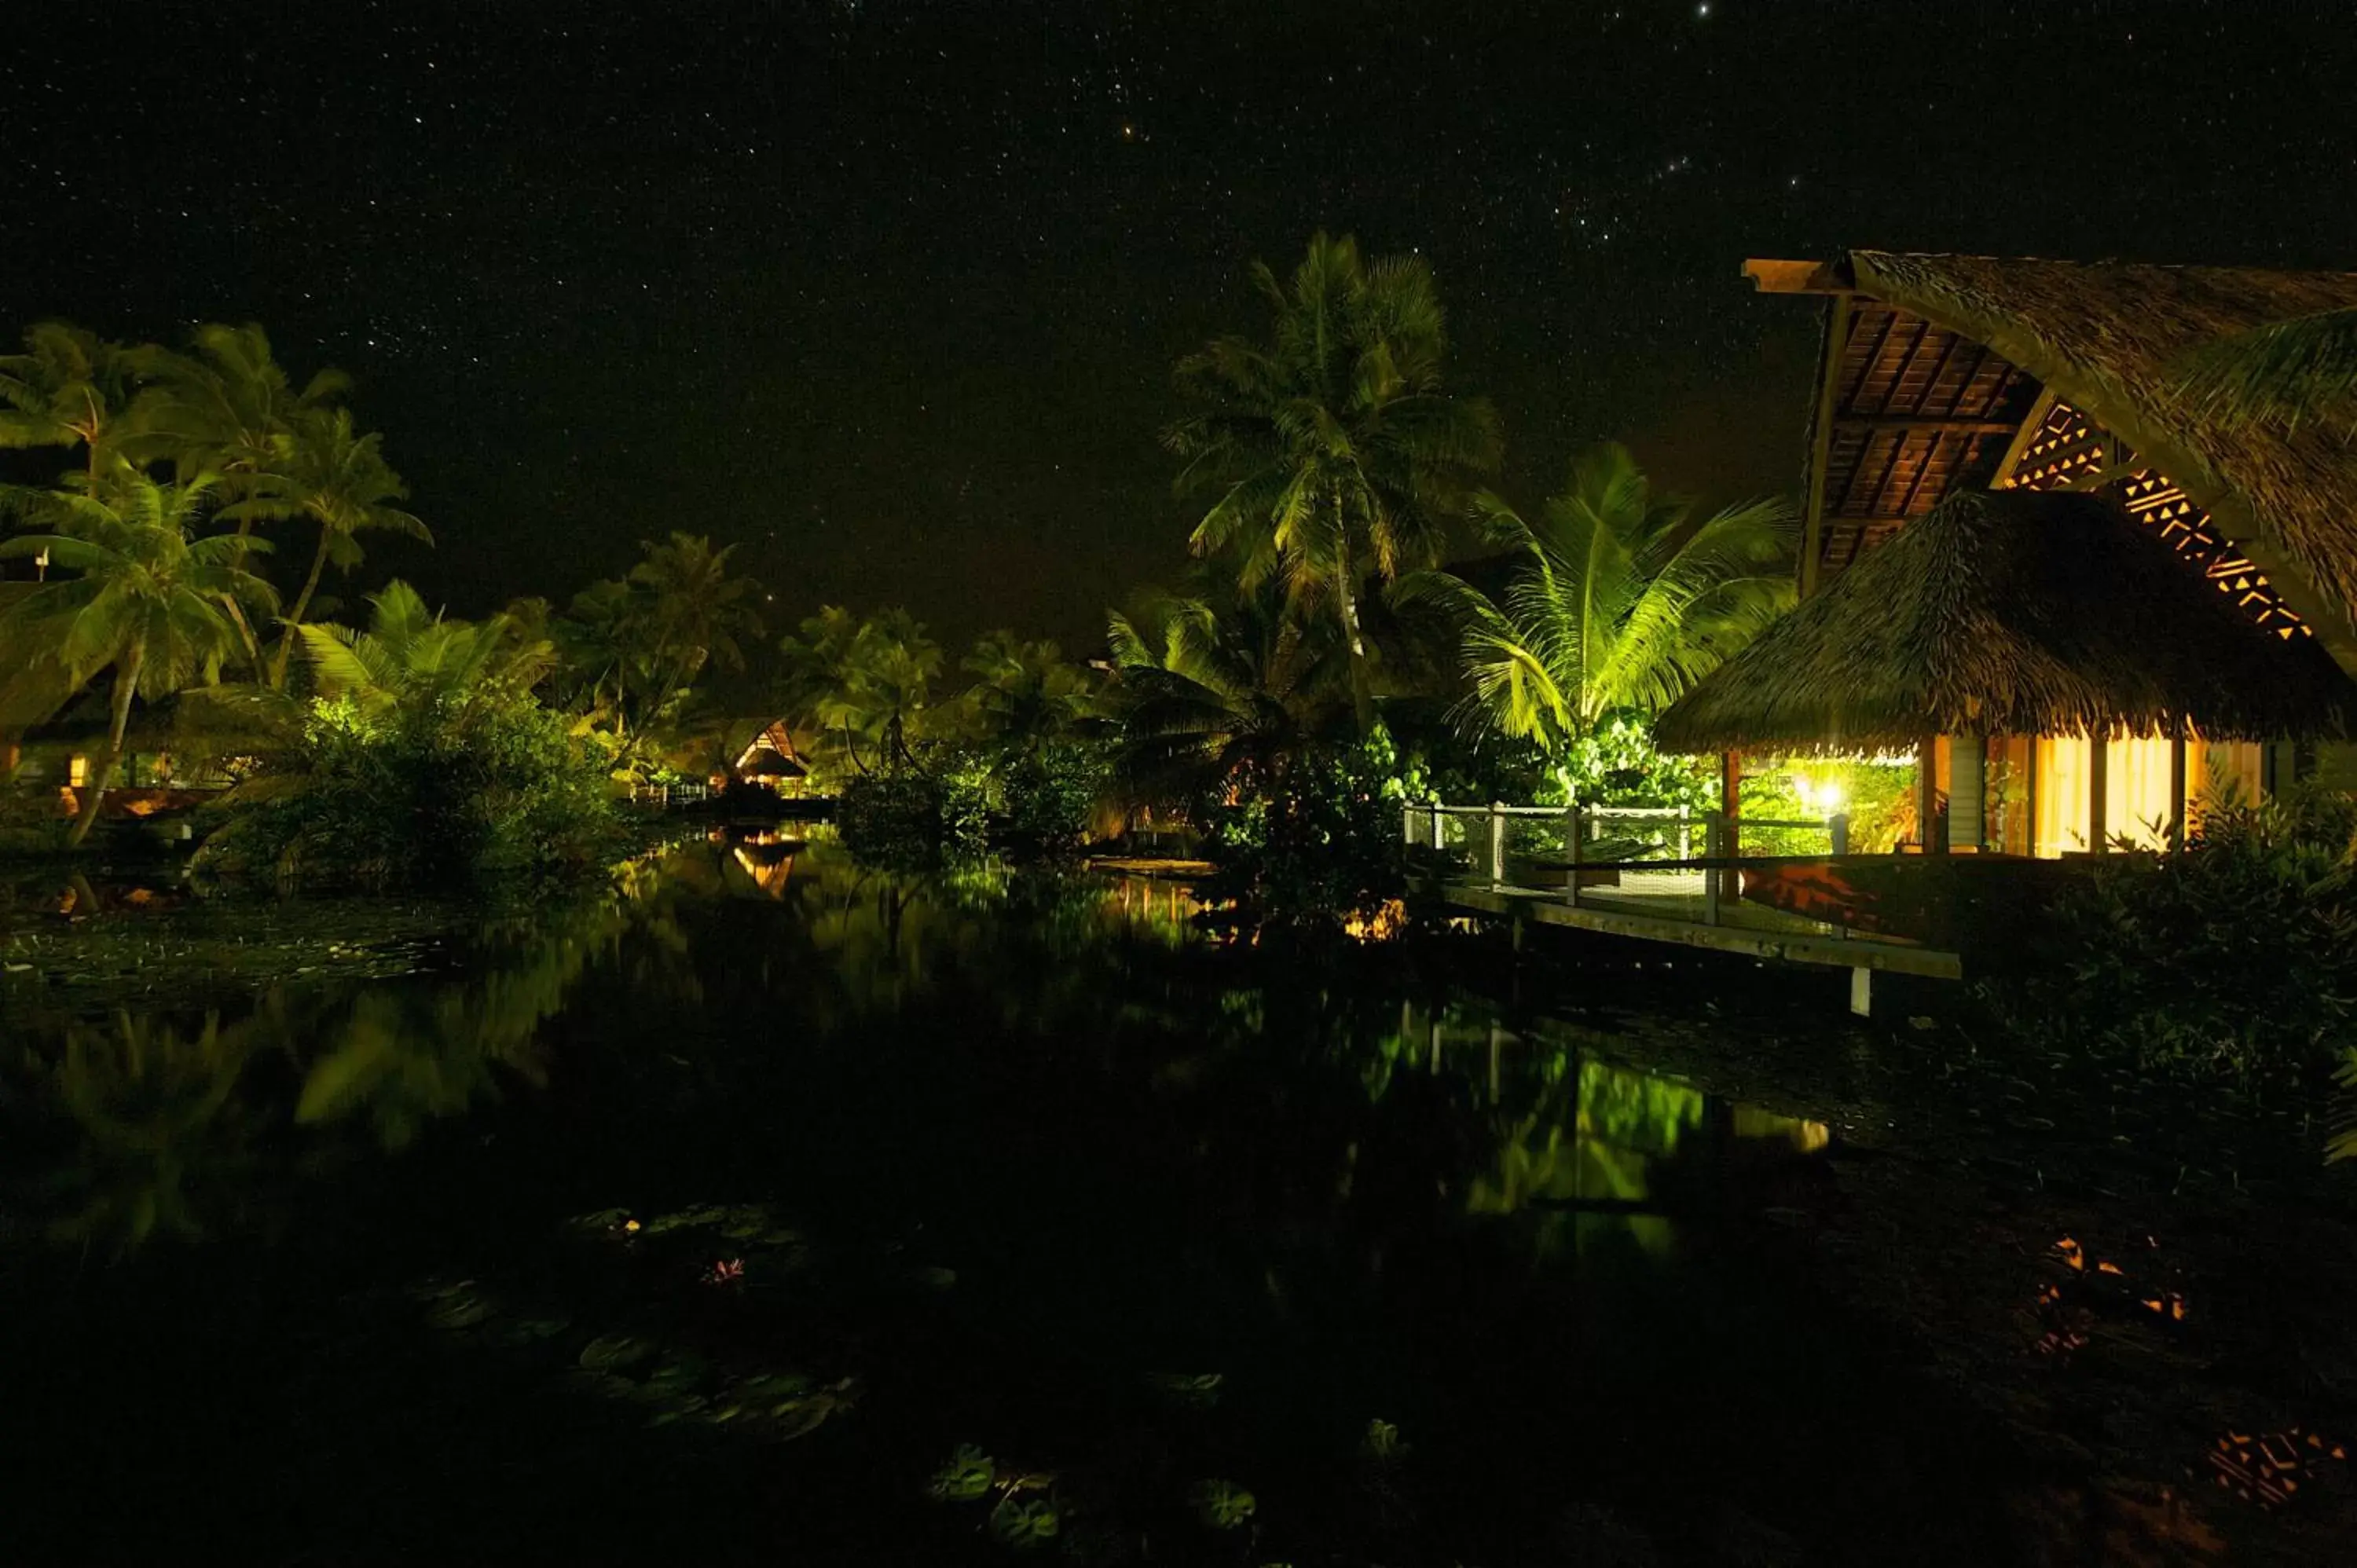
1398,442 -> 1794,752
1164,232 -> 1501,732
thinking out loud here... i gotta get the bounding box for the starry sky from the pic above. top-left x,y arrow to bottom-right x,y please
5,1 -> 2353,650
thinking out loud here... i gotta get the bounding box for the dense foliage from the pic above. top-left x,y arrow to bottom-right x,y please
1980,785 -> 2357,1092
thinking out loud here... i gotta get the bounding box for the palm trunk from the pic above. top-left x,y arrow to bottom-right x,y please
68,649 -> 141,848
268,528 -> 333,689
1332,542 -> 1374,735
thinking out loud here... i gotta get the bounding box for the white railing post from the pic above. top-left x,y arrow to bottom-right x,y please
1430,797 -> 1444,859
1677,802 -> 1691,863
1703,814 -> 1722,925
1403,800 -> 1417,846
1563,795 -> 1582,907
1489,801 -> 1506,889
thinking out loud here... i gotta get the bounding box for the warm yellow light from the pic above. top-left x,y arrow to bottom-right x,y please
68,755 -> 87,786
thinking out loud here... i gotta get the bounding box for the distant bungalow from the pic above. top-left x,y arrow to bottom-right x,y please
1657,251 -> 2357,855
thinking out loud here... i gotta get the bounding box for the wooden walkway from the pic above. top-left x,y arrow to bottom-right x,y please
1404,800 -> 1964,1011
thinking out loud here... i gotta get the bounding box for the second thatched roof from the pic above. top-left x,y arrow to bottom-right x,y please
1653,489 -> 2356,754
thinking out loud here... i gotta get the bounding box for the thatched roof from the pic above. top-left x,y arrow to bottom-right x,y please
738,744 -> 804,779
1750,251 -> 2357,676
1653,489 -> 2357,754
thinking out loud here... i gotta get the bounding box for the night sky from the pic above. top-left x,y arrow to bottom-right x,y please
5,1 -> 2353,651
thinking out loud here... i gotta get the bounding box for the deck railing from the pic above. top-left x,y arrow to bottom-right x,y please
1402,798 -> 1852,926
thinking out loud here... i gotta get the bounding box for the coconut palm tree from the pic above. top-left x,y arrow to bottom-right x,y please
0,471 -> 278,843
1397,443 -> 1794,750
236,408 -> 430,688
1164,232 -> 1501,732
137,322 -> 350,493
295,580 -> 553,720
0,323 -> 149,486
2176,306 -> 2357,432
962,630 -> 1097,752
625,531 -> 765,712
1103,577 -> 1354,809
778,607 -> 940,772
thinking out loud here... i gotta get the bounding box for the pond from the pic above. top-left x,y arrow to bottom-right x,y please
2,837 -> 2037,1564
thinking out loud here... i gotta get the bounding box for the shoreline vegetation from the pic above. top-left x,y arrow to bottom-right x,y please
5,234 -> 2355,1167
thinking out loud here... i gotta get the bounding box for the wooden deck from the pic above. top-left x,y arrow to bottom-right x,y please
1428,875 -> 1965,1011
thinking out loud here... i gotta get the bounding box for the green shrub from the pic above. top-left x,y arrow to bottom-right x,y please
198,691 -> 626,888
1980,784 -> 2357,1090
1196,730 -> 1420,939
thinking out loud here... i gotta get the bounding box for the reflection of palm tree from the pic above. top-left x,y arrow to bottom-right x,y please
42,1010 -> 262,1251
1166,233 -> 1501,731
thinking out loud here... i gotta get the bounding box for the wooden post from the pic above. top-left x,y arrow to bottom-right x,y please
1720,752 -> 1743,899
2023,737 -> 2041,857
1800,293 -> 1853,602
1563,796 -> 1582,907
1488,801 -> 1506,888
1829,812 -> 1849,857
2169,735 -> 2189,854
2088,737 -> 2110,854
1703,815 -> 1723,926
1949,732 -> 1985,852
1849,966 -> 1873,1018
1918,735 -> 1945,855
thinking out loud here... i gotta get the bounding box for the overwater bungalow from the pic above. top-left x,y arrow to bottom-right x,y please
1657,251 -> 2357,855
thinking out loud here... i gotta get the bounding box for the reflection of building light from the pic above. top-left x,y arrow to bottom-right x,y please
68,755 -> 87,786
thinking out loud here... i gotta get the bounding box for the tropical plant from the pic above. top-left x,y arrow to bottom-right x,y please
961,630 -> 1098,752
0,471 -> 277,842
236,408 -> 431,687
556,533 -> 764,750
1103,578 -> 1354,812
1398,442 -> 1795,750
199,582 -> 616,886
778,606 -> 941,773
1164,231 -> 1501,730
2176,306 -> 2357,433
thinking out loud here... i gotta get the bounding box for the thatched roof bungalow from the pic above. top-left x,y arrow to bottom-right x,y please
1662,251 -> 2357,855
1656,489 -> 2355,755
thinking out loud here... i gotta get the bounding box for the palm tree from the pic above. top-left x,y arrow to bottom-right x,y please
1163,232 -> 1501,731
295,580 -> 553,720
625,531 -> 765,716
1103,577 -> 1354,809
237,408 -> 430,688
130,324 -> 351,677
2176,306 -> 2357,432
1397,443 -> 1794,750
0,471 -> 278,843
778,607 -> 940,772
0,323 -> 149,486
962,630 -> 1096,752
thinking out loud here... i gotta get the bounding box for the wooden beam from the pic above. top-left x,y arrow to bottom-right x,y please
1835,416 -> 2021,434
1989,387 -> 2059,489
1918,735 -> 1947,854
1745,258 -> 1853,295
1800,292 -> 1854,599
2088,738 -> 2110,853
2169,737 -> 2189,854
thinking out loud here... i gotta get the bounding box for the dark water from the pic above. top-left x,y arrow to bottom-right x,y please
2,838 -> 2030,1565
